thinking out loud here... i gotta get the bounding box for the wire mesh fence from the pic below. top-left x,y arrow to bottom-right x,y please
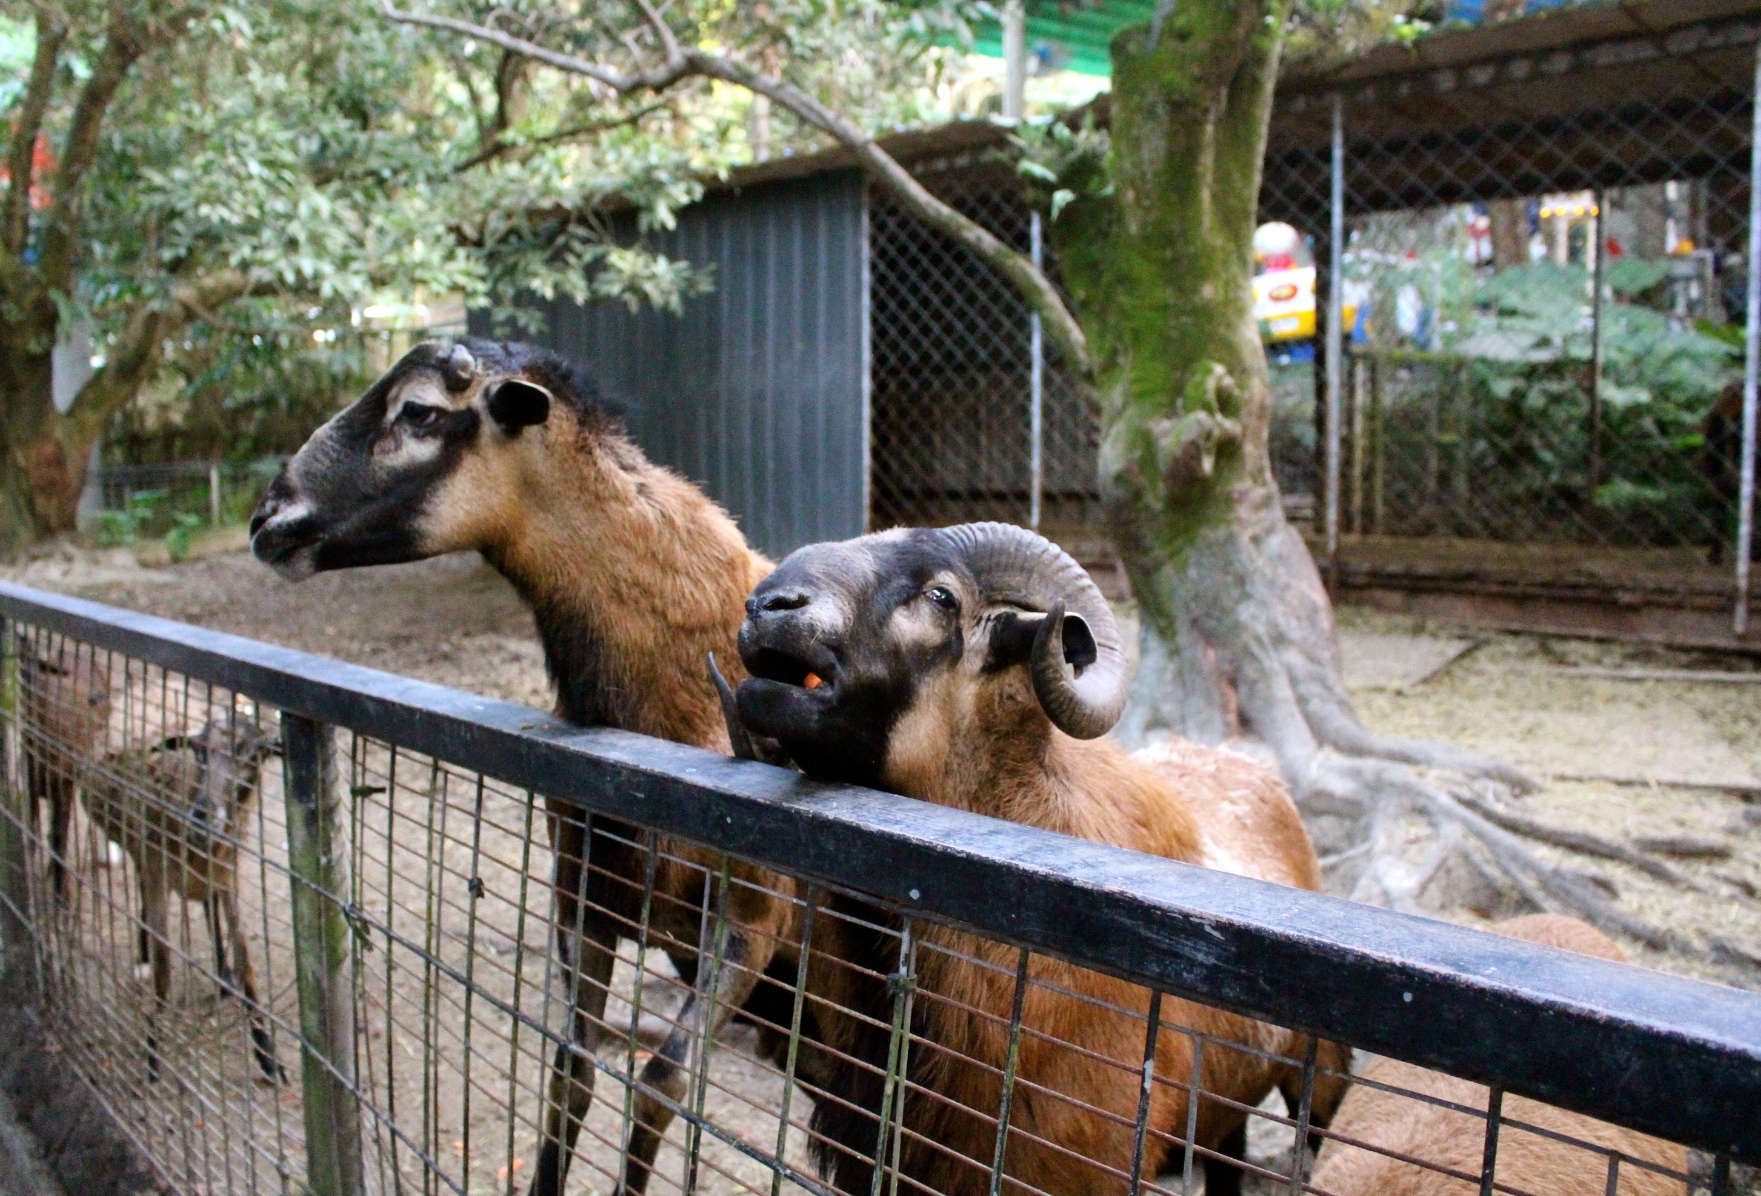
1258,8 -> 1761,605
867,160 -> 1098,536
87,460 -> 286,547
0,583 -> 1757,1196
860,9 -> 1758,618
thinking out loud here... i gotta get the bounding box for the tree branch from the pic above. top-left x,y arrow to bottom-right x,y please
37,2 -> 154,290
379,2 -> 1094,376
65,269 -> 263,444
455,100 -> 669,174
3,11 -> 66,259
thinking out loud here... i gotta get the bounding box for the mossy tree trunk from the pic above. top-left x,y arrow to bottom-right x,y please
1046,0 -> 1677,947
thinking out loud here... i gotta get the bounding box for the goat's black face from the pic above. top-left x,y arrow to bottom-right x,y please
249,338 -> 565,580
736,530 -> 971,787
736,526 -> 1119,790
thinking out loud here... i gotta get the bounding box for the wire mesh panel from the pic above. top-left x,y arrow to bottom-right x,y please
867,163 -> 1099,534
1263,11 -> 1758,568
1,587 -> 1756,1196
2,620 -> 304,1195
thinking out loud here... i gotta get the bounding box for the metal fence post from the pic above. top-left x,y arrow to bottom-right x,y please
281,711 -> 365,1196
1029,210 -> 1045,532
0,619 -> 31,998
1736,37 -> 1761,636
1324,93 -> 1346,589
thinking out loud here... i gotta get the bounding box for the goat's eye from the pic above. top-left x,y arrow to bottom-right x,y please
926,586 -> 959,612
399,402 -> 443,430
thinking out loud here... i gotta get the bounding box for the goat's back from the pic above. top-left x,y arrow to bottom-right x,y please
1310,916 -> 1687,1196
1133,737 -> 1322,891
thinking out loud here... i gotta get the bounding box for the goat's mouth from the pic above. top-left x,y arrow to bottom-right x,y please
743,645 -> 839,696
735,639 -> 843,743
249,515 -> 323,582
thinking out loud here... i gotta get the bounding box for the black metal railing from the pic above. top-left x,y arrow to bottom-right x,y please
0,580 -> 1756,1196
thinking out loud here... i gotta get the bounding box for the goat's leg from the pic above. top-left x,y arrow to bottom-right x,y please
618,920 -> 777,1196
206,893 -> 233,994
220,887 -> 285,1084
530,908 -> 619,1196
142,880 -> 171,1083
1201,1121 -> 1248,1196
546,798 -> 589,969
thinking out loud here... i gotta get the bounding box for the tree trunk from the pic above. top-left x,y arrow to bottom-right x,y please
0,313 -> 87,555
1488,197 -> 1529,270
1045,0 -> 1676,949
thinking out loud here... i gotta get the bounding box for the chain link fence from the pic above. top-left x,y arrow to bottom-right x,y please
1261,9 -> 1760,617
863,9 -> 1759,622
868,160 -> 1098,536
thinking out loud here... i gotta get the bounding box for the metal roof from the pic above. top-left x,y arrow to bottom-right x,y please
697,0 -> 1758,196
968,0 -> 1156,77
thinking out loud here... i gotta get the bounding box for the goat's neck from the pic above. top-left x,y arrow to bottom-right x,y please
483,433 -> 762,749
892,686 -> 1203,860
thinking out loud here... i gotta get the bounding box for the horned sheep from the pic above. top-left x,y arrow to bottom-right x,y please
730,521 -> 1347,1196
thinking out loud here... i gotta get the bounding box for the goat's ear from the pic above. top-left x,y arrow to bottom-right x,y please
485,379 -> 552,435
985,611 -> 1097,673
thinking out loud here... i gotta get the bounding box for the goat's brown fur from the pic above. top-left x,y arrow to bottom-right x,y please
818,670 -> 1342,1196
1310,915 -> 1687,1196
79,720 -> 285,1083
254,341 -> 805,1196
18,638 -> 112,901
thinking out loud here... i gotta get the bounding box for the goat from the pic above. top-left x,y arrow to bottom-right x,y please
1703,380 -> 1758,565
80,713 -> 286,1084
1310,915 -> 1687,1196
730,521 -> 1346,1196
250,338 -> 809,1196
17,635 -> 112,903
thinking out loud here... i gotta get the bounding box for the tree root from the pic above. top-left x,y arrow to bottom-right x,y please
1454,792 -> 1696,888
1122,514 -> 1684,957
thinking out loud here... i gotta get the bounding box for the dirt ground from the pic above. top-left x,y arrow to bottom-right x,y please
3,541 -> 1756,1195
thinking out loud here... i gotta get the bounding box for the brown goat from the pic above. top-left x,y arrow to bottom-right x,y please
733,523 -> 1346,1196
1309,915 -> 1687,1196
18,635 -> 112,904
250,339 -> 807,1196
80,714 -> 286,1084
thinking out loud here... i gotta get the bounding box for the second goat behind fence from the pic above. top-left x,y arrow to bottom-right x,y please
79,711 -> 286,1084
732,521 -> 1348,1196
18,635 -> 112,903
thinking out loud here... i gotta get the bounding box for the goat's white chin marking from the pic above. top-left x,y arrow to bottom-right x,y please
268,546 -> 319,582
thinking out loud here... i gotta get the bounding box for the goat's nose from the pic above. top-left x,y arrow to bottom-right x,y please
249,471 -> 299,536
748,589 -> 811,618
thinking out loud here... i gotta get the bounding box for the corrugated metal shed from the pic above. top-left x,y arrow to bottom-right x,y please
487,170 -> 870,562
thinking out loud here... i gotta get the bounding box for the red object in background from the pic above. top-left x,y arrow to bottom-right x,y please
0,132 -> 57,210
1604,235 -> 1624,259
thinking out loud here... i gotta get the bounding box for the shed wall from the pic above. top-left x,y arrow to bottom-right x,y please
488,170 -> 869,561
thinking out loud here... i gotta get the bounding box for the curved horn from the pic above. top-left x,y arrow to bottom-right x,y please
937,522 -> 1130,739
443,342 -> 477,391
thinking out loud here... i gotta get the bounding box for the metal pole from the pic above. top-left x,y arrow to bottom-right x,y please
1737,37 -> 1761,636
0,619 -> 30,999
1588,189 -> 1606,494
1325,93 -> 1346,589
282,712 -> 365,1196
209,462 -> 221,527
1002,0 -> 1027,123
1030,211 -> 1045,532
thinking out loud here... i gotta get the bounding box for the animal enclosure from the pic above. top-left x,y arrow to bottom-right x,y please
0,581 -> 1756,1196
